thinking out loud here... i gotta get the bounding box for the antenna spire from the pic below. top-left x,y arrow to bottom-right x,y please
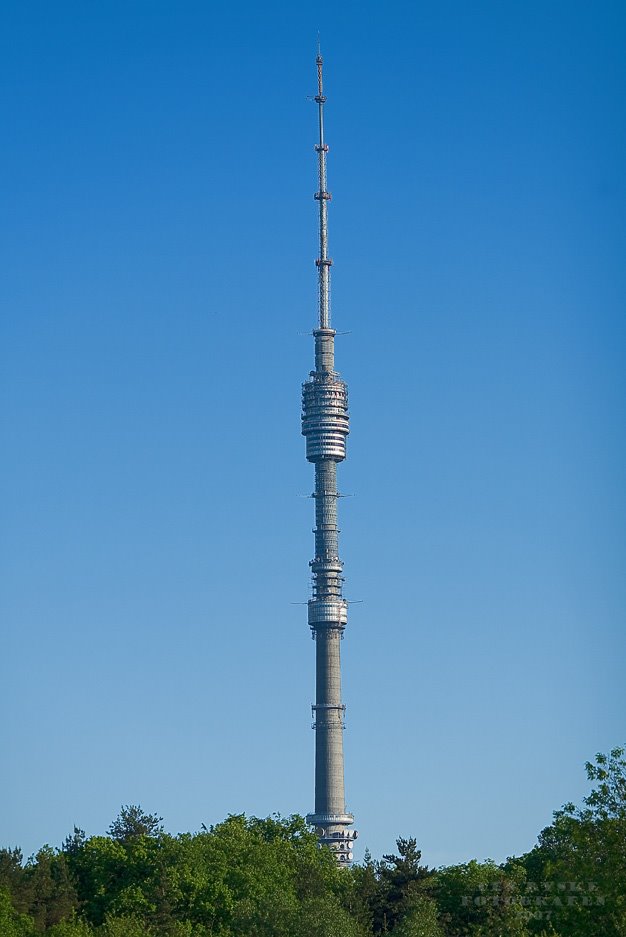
314,54 -> 331,329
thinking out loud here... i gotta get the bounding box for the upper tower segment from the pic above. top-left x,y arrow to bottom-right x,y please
302,54 -> 350,465
314,54 -> 332,331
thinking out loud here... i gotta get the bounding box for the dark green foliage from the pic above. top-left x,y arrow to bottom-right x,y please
24,848 -> 78,930
431,859 -> 531,936
0,748 -> 623,936
0,887 -> 36,937
516,747 -> 626,937
347,836 -> 435,934
61,830 -> 87,858
107,806 -> 164,843
378,838 -> 433,931
0,845 -> 77,931
0,848 -> 25,896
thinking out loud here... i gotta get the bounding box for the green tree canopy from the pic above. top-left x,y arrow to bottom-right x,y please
517,747 -> 626,937
107,806 -> 164,844
0,749 -> 623,937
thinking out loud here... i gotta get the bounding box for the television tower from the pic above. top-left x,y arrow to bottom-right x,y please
302,54 -> 357,864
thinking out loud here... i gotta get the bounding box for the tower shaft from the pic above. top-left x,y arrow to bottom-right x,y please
301,55 -> 357,864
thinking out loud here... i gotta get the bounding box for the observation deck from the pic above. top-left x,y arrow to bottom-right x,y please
301,373 -> 349,462
307,597 -> 348,630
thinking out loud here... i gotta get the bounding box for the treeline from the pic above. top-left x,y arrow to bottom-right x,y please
1,747 -> 624,937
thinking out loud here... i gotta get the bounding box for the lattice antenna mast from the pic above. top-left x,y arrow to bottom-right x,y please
315,55 -> 332,329
302,53 -> 357,865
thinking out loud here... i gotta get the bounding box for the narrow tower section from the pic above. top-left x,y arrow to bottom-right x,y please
302,54 -> 357,864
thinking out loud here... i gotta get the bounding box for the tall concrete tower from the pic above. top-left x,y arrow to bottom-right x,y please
302,54 -> 358,864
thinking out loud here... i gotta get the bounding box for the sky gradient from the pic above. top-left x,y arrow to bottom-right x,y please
1,0 -> 625,866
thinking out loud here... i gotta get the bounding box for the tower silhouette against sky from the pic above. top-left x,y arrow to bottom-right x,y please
301,54 -> 357,864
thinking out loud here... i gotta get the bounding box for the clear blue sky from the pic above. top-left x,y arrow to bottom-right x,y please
1,0 -> 624,867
